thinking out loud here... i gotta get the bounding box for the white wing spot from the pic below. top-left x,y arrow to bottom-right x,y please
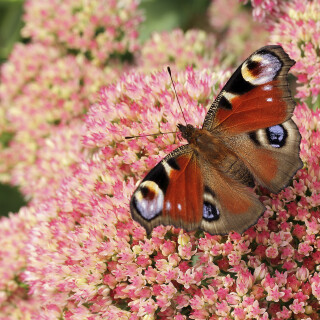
223,91 -> 237,101
162,161 -> 173,176
267,97 -> 273,102
177,203 -> 182,211
165,201 -> 171,211
263,85 -> 272,91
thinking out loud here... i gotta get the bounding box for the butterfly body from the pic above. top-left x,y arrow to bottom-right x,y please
178,124 -> 228,163
130,46 -> 303,235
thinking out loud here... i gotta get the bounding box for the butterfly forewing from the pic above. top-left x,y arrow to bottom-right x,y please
203,45 -> 296,133
130,145 -> 204,234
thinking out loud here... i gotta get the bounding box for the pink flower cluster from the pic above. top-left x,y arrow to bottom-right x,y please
137,29 -> 219,71
0,0 -> 142,199
239,0 -> 290,24
21,0 -> 142,66
0,0 -> 320,318
209,0 -> 269,62
0,67 -> 316,319
270,0 -> 320,108
0,43 -> 114,198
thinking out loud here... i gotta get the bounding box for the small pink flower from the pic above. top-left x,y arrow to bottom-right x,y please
266,284 -> 284,302
289,299 -> 305,314
298,242 -> 313,256
177,268 -> 195,289
161,241 -> 176,256
293,224 -> 307,239
276,306 -> 292,319
174,294 -> 189,309
266,245 -> 279,259
233,307 -> 246,320
287,274 -> 301,293
296,266 -> 309,282
226,292 -> 241,305
215,300 -> 231,317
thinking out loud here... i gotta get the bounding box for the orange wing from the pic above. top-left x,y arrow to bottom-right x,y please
202,45 -> 296,134
130,145 -> 204,234
198,158 -> 265,235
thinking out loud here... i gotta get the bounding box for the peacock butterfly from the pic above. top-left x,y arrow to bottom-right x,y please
130,45 -> 302,235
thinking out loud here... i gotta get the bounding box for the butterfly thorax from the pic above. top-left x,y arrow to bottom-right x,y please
178,123 -> 231,164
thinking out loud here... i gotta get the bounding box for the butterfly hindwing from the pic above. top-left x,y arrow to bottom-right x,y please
130,145 -> 204,234
225,119 -> 302,193
198,156 -> 265,235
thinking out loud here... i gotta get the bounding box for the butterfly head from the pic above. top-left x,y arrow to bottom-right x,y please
177,123 -> 196,143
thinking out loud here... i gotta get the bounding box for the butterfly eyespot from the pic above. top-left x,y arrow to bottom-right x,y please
203,202 -> 220,221
141,186 -> 155,199
266,125 -> 287,148
133,181 -> 164,220
202,186 -> 219,221
241,53 -> 282,85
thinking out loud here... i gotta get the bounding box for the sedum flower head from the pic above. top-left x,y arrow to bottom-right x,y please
239,0 -> 291,24
208,0 -> 269,64
0,0 -> 141,198
21,0 -> 142,66
270,0 -> 320,108
0,42 -> 119,198
15,68 -> 320,319
137,29 -> 219,71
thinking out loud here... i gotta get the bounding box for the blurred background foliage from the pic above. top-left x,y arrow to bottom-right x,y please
0,0 -> 214,217
0,0 -> 212,61
0,0 -> 26,215
0,0 -> 24,64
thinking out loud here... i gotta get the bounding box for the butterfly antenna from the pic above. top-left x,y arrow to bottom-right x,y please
125,131 -> 177,139
167,66 -> 187,125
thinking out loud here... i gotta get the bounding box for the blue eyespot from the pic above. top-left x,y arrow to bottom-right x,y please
203,202 -> 220,221
266,125 -> 287,148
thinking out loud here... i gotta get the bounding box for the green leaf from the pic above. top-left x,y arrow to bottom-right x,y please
0,0 -> 24,62
0,183 -> 27,217
0,131 -> 14,148
139,0 -> 211,42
